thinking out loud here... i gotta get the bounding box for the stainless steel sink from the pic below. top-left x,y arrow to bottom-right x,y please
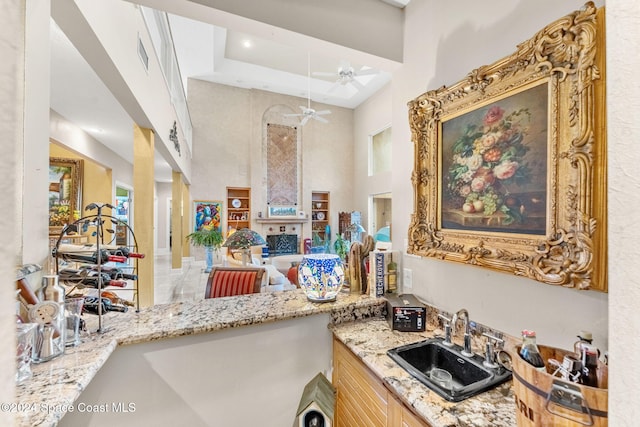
387,337 -> 512,402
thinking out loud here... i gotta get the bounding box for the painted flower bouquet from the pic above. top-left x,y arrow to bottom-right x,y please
446,105 -> 532,225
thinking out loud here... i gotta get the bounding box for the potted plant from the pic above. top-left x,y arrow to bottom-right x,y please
185,227 -> 224,273
333,234 -> 349,262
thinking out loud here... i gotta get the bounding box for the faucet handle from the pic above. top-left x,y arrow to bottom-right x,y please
438,313 -> 452,325
482,333 -> 504,369
482,332 -> 504,347
438,314 -> 454,347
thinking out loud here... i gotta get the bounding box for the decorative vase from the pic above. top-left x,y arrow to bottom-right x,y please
204,246 -> 214,273
287,262 -> 299,287
298,254 -> 344,302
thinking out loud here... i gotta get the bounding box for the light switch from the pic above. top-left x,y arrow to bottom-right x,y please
403,268 -> 412,290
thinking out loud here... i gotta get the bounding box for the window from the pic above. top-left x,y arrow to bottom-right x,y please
369,126 -> 392,176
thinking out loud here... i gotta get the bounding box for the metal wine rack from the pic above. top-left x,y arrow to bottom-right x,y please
51,203 -> 141,333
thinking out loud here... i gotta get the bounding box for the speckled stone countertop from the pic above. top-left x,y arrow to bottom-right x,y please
13,289 -> 385,427
330,317 -> 518,427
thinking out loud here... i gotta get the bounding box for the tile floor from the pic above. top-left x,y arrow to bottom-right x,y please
153,254 -> 209,304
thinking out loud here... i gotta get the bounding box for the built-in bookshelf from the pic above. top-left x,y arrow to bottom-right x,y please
227,187 -> 251,232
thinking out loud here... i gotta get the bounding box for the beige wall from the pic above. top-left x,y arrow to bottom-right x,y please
187,79 -> 354,248
383,0 -> 609,351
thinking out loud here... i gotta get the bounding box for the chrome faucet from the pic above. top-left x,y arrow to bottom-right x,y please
451,308 -> 473,357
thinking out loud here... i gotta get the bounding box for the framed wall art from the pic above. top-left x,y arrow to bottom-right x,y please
193,200 -> 223,233
49,157 -> 83,234
407,3 -> 607,291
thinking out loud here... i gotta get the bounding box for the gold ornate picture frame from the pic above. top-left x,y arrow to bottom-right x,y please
407,3 -> 607,291
49,157 -> 83,235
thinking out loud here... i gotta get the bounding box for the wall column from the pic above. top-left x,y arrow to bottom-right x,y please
133,124 -> 154,307
181,181 -> 190,258
171,171 -> 183,269
0,0 -> 27,419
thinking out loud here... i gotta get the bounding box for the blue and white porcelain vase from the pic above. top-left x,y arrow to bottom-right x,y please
298,254 -> 344,302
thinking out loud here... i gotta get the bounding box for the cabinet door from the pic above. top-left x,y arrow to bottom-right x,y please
388,393 -> 432,427
333,338 -> 432,427
333,338 -> 388,427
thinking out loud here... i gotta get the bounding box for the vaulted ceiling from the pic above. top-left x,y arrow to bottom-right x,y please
50,0 -> 409,181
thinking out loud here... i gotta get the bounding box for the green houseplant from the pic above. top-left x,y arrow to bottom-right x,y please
186,227 -> 224,273
333,234 -> 349,262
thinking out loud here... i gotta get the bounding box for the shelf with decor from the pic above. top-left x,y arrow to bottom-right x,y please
311,191 -> 330,241
227,187 -> 251,233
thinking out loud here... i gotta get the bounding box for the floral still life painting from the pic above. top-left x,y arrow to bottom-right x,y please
441,83 -> 548,235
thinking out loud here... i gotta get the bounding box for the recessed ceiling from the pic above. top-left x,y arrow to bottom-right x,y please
168,15 -> 392,109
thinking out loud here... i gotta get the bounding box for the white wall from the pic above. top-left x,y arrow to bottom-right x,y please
1,0 -> 25,423
353,83 -> 392,231
155,182 -> 172,253
59,314 -> 333,427
382,1 -> 609,351
52,0 -> 192,181
606,0 -> 640,423
50,110 -> 134,186
22,0 -> 51,266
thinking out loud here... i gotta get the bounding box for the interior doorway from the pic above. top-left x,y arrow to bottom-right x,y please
370,193 -> 392,243
114,184 -> 133,247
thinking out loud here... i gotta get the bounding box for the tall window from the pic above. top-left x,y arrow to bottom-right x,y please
369,126 -> 392,176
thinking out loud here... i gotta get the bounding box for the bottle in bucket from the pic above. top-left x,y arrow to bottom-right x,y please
574,330 -> 594,354
579,343 -> 599,387
519,330 -> 546,372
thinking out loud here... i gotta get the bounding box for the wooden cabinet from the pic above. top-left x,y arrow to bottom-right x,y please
388,394 -> 432,427
311,191 -> 330,242
333,338 -> 431,427
227,187 -> 251,232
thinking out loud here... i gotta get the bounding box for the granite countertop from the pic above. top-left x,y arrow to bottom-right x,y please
330,317 -> 518,427
14,289 -> 385,427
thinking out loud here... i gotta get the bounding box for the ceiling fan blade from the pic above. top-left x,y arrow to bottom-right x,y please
315,110 -> 332,115
300,115 -> 311,126
350,79 -> 366,91
314,115 -> 329,124
284,113 -> 304,117
355,68 -> 379,76
312,71 -> 337,77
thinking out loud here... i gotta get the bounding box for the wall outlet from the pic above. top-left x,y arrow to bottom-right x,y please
403,268 -> 412,291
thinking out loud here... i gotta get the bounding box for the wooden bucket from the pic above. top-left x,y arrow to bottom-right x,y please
511,345 -> 608,427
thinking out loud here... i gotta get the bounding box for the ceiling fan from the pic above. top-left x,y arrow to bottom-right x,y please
284,53 -> 331,126
313,60 -> 379,92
